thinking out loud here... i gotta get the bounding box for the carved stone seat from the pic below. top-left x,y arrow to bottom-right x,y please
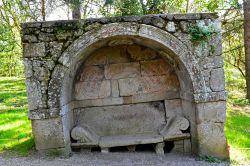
71,115 -> 190,154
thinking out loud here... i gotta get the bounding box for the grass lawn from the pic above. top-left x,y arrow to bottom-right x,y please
0,77 -> 34,156
0,76 -> 249,163
225,106 -> 250,163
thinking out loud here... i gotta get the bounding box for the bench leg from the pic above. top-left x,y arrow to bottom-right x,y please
155,142 -> 165,155
172,140 -> 184,153
80,148 -> 91,153
101,148 -> 110,153
127,145 -> 136,152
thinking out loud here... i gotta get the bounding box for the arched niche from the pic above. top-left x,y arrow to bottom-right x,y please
47,23 -> 206,154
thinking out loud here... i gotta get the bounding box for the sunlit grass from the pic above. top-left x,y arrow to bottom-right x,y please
0,77 -> 33,156
225,107 -> 250,163
225,66 -> 250,163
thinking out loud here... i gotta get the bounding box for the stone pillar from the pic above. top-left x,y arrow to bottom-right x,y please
31,112 -> 73,156
196,101 -> 229,159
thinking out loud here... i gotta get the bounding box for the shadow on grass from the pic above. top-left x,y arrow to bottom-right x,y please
0,91 -> 27,108
0,108 -> 28,125
0,138 -> 35,157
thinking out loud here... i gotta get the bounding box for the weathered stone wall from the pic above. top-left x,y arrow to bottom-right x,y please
72,45 -> 180,140
74,44 -> 179,105
21,13 -> 229,159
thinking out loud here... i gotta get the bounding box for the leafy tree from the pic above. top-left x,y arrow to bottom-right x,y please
244,0 -> 250,98
0,0 -> 69,76
0,0 -> 30,76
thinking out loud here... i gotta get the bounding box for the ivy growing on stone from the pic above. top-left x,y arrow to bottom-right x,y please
189,22 -> 218,45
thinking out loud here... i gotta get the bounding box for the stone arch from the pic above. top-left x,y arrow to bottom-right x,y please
48,23 -> 207,114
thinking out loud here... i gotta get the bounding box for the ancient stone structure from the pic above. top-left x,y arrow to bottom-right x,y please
21,13 -> 229,159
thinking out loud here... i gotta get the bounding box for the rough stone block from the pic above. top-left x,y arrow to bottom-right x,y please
56,30 -> 73,41
28,109 -> 48,120
179,21 -> 189,33
107,46 -> 130,64
127,45 -> 158,61
209,33 -> 222,56
48,65 -> 68,109
196,101 -> 226,123
111,80 -> 119,97
72,90 -> 179,108
166,21 -> 176,32
84,48 -> 107,66
130,90 -> 180,104
141,59 -> 172,76
49,41 -> 63,60
194,91 -> 227,103
21,22 -> 41,28
33,66 -> 50,81
74,80 -> 111,100
164,99 -> 183,118
45,60 -> 55,71
26,78 -> 42,111
32,117 -> 65,150
74,102 -> 166,137
71,97 -> 124,108
140,15 -> 152,24
104,62 -> 140,79
197,122 -> 229,159
23,59 -> 33,78
102,97 -> 124,106
38,32 -> 56,42
173,13 -> 201,20
118,77 -> 142,96
210,68 -> 225,92
194,43 -> 210,58
77,66 -> 104,82
22,35 -> 38,43
152,17 -> 165,28
23,43 -> 45,57
118,75 -> 179,96
160,14 -> 174,20
199,56 -> 224,70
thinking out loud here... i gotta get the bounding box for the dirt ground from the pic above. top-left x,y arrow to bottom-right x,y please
0,151 -> 233,166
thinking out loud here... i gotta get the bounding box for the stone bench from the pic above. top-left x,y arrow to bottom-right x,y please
71,116 -> 190,154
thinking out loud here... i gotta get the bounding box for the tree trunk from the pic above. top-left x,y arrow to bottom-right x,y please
71,0 -> 81,19
41,0 -> 46,21
244,0 -> 250,98
186,0 -> 189,13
